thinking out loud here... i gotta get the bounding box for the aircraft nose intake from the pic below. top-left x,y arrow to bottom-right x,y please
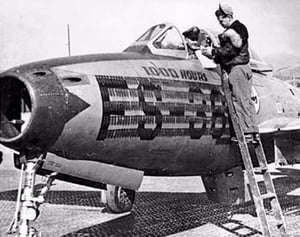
0,75 -> 32,141
0,68 -> 90,154
0,69 -> 69,153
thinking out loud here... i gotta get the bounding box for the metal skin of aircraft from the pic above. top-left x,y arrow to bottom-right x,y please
1,22 -> 300,235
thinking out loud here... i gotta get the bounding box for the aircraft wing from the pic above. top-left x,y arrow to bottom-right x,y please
259,117 -> 300,133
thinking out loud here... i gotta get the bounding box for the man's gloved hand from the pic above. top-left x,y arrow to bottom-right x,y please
201,46 -> 213,59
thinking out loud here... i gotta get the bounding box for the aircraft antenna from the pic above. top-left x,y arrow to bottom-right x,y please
67,24 -> 71,56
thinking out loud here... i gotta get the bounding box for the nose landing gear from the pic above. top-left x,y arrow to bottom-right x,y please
7,153 -> 57,237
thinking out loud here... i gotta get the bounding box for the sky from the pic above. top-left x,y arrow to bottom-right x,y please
1,0 -> 300,70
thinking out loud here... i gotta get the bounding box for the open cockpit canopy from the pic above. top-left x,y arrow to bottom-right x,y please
124,23 -> 188,59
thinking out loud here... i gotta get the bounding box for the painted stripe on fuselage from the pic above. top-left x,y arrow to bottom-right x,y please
96,74 -> 229,141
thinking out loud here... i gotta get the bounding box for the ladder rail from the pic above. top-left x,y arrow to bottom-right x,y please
221,71 -> 288,237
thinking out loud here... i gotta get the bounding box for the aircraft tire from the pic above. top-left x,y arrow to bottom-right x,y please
106,185 -> 135,213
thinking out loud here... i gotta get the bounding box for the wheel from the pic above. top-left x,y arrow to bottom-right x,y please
106,185 -> 135,213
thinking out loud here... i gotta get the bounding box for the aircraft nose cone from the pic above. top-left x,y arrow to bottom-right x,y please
0,68 -> 90,153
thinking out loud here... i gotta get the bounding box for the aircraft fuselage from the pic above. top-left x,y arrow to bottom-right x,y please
1,52 -> 300,176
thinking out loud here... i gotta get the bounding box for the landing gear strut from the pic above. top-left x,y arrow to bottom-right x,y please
7,153 -> 57,237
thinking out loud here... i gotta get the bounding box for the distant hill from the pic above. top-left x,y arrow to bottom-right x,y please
262,53 -> 300,71
273,63 -> 300,80
272,62 -> 300,87
262,53 -> 300,86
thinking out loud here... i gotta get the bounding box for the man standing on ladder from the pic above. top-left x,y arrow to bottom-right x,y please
202,3 -> 258,139
203,5 -> 289,236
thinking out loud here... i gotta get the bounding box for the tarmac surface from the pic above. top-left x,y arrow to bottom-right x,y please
0,145 -> 300,237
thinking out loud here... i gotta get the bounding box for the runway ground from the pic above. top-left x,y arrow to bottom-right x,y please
0,145 -> 299,237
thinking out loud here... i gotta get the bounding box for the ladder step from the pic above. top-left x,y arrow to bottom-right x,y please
277,221 -> 285,228
245,134 -> 260,144
261,192 -> 276,200
230,135 -> 260,144
253,167 -> 268,174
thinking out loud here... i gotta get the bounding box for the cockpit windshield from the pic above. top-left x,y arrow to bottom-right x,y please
125,23 -> 188,58
153,26 -> 185,50
137,24 -> 166,42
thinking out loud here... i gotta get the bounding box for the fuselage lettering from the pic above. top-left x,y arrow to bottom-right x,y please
180,70 -> 208,82
142,66 -> 179,78
142,66 -> 207,82
168,68 -> 179,78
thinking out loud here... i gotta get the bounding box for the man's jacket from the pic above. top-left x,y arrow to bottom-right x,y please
213,20 -> 250,72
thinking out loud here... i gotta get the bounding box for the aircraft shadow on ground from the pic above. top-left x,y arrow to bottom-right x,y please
0,168 -> 299,237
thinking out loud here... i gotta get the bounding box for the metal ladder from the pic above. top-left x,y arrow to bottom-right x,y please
222,71 -> 288,237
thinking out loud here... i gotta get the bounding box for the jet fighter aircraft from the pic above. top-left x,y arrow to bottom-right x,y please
1,22 -> 300,235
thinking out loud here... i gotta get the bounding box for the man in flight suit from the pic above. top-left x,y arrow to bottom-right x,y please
202,3 -> 259,138
182,26 -> 201,57
182,26 -> 212,57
